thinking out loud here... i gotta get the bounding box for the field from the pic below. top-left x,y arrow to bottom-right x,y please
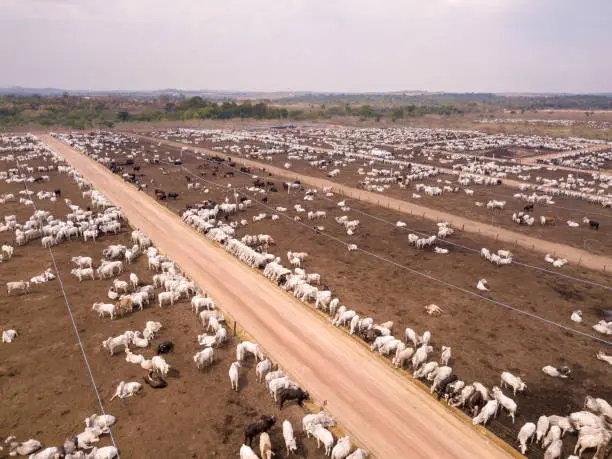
0,137 -> 330,458
52,130 -> 612,458
144,128 -> 612,258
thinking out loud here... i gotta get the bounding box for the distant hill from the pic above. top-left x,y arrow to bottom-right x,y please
0,86 -> 306,100
2,87 -> 611,100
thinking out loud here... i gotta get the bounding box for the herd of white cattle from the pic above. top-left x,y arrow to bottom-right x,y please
146,128 -> 611,457
1,134 -> 369,458
159,127 -> 612,230
539,148 -> 612,171
476,118 -> 612,130
142,128 -> 611,279
169,159 -> 612,456
4,130 -> 610,457
2,414 -> 120,459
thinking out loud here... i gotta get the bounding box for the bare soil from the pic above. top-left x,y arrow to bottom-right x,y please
199,144 -> 612,257
0,152 -> 328,458
84,133 -> 612,458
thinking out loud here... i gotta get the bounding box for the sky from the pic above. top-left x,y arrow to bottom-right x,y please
0,0 -> 610,93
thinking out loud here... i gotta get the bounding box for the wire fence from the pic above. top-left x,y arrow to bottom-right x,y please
17,159 -> 121,457
161,141 -> 612,291
151,153 -> 612,346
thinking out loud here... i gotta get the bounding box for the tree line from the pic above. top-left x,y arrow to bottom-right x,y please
2,93 -> 609,130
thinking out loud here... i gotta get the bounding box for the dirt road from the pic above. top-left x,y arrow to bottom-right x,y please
41,136 -> 515,458
137,135 -> 612,273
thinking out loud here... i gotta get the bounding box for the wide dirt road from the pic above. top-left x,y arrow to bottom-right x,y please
138,135 -> 612,273
41,137 -> 514,458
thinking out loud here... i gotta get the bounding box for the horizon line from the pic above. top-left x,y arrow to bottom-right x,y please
1,86 -> 612,97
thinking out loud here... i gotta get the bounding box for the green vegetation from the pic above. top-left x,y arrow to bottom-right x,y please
0,92 -> 610,130
278,92 -> 612,110
164,98 -> 289,121
0,95 -> 117,130
0,95 -> 290,129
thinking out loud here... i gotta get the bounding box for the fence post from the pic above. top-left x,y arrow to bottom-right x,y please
233,321 -> 237,336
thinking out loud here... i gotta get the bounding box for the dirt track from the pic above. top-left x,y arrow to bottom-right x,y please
136,135 -> 612,273
40,135 -> 515,458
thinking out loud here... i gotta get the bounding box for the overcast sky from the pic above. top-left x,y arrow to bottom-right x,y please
0,0 -> 610,93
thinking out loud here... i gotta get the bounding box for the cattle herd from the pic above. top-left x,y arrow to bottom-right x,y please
1,127 -> 611,459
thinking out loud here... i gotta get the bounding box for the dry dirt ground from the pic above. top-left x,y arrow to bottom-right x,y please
55,132 -> 612,458
138,133 -> 612,270
0,152 -> 329,458
42,135 -> 514,459
233,148 -> 612,257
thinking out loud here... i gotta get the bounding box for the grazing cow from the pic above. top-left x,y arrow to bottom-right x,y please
436,374 -> 458,400
278,388 -> 309,409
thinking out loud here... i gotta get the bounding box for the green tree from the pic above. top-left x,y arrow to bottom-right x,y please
117,111 -> 130,122
358,105 -> 374,118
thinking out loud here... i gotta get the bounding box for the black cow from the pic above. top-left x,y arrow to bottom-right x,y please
168,192 -> 179,200
361,328 -> 383,343
523,204 -> 534,212
143,370 -> 167,389
589,220 -> 600,230
436,374 -> 458,400
157,341 -> 174,354
244,415 -> 276,446
465,391 -> 485,416
278,388 -> 309,409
